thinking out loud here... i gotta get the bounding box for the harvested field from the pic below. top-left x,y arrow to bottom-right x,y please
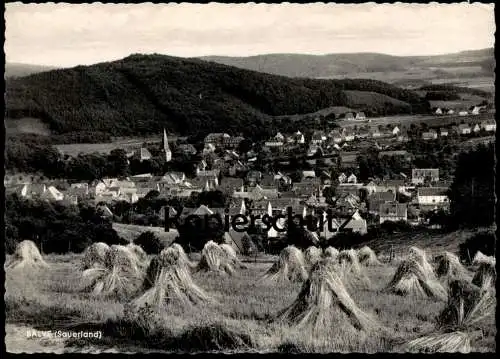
5,243 -> 496,353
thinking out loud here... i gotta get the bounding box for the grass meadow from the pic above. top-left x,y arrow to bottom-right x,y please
5,247 -> 496,354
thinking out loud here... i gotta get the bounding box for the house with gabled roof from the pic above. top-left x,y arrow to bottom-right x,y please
355,112 -> 366,121
457,124 -> 471,135
339,210 -> 367,234
344,112 -> 355,121
439,128 -> 449,137
367,191 -> 397,214
412,168 -> 439,185
379,203 -> 408,224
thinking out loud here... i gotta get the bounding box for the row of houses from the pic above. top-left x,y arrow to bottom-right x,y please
433,105 -> 487,116
422,121 -> 496,140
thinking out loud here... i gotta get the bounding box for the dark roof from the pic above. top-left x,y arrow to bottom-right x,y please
379,203 -> 407,217
368,191 -> 396,202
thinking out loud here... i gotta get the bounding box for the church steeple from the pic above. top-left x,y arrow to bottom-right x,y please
163,128 -> 172,162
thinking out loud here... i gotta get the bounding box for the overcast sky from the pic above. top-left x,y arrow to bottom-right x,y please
5,2 -> 495,67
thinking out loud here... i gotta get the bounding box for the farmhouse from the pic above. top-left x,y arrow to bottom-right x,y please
412,168 -> 439,185
457,124 -> 471,135
379,203 -> 408,224
340,210 -> 367,235
392,126 -> 401,136
417,187 -> 449,208
439,128 -> 449,137
367,191 -> 397,214
473,124 -> 481,133
434,108 -> 443,115
458,110 -> 468,116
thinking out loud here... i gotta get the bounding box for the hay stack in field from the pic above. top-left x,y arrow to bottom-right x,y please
274,260 -> 379,343
169,243 -> 196,269
131,246 -> 212,313
472,261 -> 496,291
197,241 -> 234,275
81,242 -> 111,270
5,240 -> 49,271
260,246 -> 308,283
336,249 -> 371,289
304,246 -> 323,268
324,246 -> 339,261
434,252 -> 471,281
385,259 -> 447,301
358,246 -> 382,266
80,245 -> 143,298
220,243 -> 246,269
472,251 -> 495,266
337,249 -> 362,274
126,243 -> 148,269
409,246 -> 436,279
402,279 -> 495,353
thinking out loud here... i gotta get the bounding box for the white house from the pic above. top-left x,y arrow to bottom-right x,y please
417,187 -> 449,206
293,131 -> 305,144
264,140 -> 284,148
435,108 -> 443,115
392,126 -> 401,136
473,124 -> 481,133
481,121 -> 496,132
458,124 -> 471,135
275,132 -> 285,141
355,112 -> 366,121
447,109 -> 455,115
458,111 -> 468,117
338,173 -> 348,184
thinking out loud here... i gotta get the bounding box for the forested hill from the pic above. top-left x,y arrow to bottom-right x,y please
5,54 -> 430,139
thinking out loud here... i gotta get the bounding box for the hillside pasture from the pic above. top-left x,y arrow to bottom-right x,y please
54,137 -> 162,157
4,228 -> 496,353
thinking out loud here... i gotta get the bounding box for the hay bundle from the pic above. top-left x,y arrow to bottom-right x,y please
5,240 -> 49,271
337,249 -> 362,275
126,243 -> 148,265
169,243 -> 196,269
409,246 -> 436,279
358,246 -> 382,266
472,251 -> 495,266
336,249 -> 371,290
197,241 -> 234,275
80,245 -> 143,298
274,260 -> 379,343
385,259 -> 447,301
324,246 -> 339,261
220,243 -> 246,269
402,280 -> 495,353
260,246 -> 308,283
472,261 -> 496,291
304,246 -> 323,268
434,252 -> 470,281
81,242 -> 111,270
130,246 -> 212,313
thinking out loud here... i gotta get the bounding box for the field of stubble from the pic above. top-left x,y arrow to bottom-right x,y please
5,252 -> 496,354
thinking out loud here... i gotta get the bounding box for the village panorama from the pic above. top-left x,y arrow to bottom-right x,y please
4,2 -> 496,354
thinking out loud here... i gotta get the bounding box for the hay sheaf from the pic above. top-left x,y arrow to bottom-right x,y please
81,242 -> 111,270
472,261 -> 496,292
402,280 -> 495,353
197,241 -> 235,275
358,246 -> 382,266
80,245 -> 143,298
220,243 -> 247,269
336,249 -> 371,290
324,247 -> 339,261
385,259 -> 447,301
274,260 -> 380,345
5,240 -> 49,271
304,246 -> 323,268
126,243 -> 149,269
434,252 -> 471,281
130,246 -> 212,314
409,246 -> 436,279
472,251 -> 495,266
260,246 -> 308,283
